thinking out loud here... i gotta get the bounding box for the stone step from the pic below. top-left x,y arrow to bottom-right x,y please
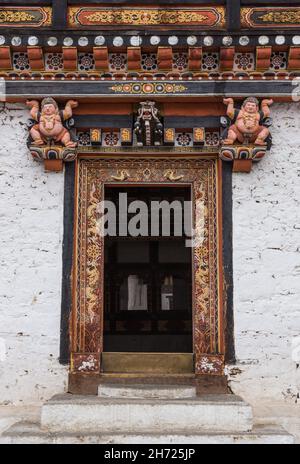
40,394 -> 253,434
0,422 -> 294,445
98,384 -> 197,399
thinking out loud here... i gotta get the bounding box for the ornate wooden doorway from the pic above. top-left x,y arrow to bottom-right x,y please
70,157 -> 224,386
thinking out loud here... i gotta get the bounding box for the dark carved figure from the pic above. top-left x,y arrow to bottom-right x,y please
222,97 -> 273,149
134,101 -> 163,147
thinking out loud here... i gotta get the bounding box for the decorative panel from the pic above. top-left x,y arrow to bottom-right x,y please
77,131 -> 91,147
0,7 -> 51,27
13,52 -> 30,71
68,7 -> 226,28
141,53 -> 158,72
173,53 -> 188,72
175,132 -> 193,147
202,53 -> 219,72
101,131 -> 121,147
109,53 -> 127,72
45,53 -> 63,72
241,7 -> 300,29
205,132 -> 220,147
110,82 -> 187,95
78,53 -> 95,72
233,53 -> 255,72
270,52 -> 287,71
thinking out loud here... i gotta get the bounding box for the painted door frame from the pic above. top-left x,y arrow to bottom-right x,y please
70,155 -> 225,378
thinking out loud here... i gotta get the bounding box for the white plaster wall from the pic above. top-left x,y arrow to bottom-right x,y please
228,103 -> 300,437
0,103 -> 68,405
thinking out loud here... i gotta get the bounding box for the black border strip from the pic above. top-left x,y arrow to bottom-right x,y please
5,79 -> 295,98
59,162 -> 75,365
222,162 -> 235,363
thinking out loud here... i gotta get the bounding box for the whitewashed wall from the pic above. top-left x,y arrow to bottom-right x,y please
0,104 -> 299,423
228,104 -> 300,435
0,104 -> 67,405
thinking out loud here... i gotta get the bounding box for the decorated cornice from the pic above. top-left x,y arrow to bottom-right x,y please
68,6 -> 226,29
0,40 -> 300,84
0,7 -> 52,28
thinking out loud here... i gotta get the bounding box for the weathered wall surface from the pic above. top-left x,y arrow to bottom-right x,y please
0,104 -> 299,440
0,104 -> 68,405
228,103 -> 300,437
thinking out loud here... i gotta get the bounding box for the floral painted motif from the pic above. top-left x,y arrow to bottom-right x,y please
0,10 -> 34,22
71,353 -> 100,373
0,7 -> 51,27
175,132 -> 193,147
13,52 -> 30,71
241,7 -> 300,28
270,52 -> 287,71
78,53 -> 95,71
68,7 -> 226,28
77,131 -> 91,147
141,54 -> 158,72
205,132 -> 220,147
233,53 -> 255,71
202,53 -> 219,72
173,53 -> 188,72
45,53 -> 63,71
195,355 -> 224,375
110,83 -> 187,95
102,131 -> 121,147
108,53 -> 127,72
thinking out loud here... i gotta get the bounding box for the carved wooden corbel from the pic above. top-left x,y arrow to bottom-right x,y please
219,97 -> 273,173
27,98 -> 78,172
134,101 -> 163,147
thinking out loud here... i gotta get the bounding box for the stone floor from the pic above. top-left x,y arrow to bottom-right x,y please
252,402 -> 300,444
0,405 -> 40,437
0,397 -> 298,444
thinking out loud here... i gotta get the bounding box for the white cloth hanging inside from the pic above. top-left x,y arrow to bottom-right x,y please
127,275 -> 148,311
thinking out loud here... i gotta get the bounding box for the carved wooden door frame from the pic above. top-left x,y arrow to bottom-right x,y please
70,156 -> 225,376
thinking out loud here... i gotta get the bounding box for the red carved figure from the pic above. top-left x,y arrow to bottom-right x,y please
27,98 -> 78,148
223,97 -> 273,146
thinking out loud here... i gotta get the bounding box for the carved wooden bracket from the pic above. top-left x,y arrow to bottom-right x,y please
30,146 -> 77,172
27,97 -> 78,172
219,145 -> 268,173
219,97 -> 273,173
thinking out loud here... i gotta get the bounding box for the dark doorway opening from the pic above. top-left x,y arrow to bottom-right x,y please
103,186 -> 193,353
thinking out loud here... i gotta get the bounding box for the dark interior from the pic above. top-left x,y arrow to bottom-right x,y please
104,186 -> 193,353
